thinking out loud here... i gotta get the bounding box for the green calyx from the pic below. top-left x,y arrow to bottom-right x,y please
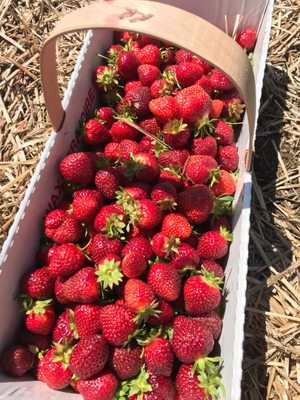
123,154 -> 145,181
52,340 -> 73,370
163,118 -> 188,135
135,326 -> 163,347
193,118 -> 217,138
161,165 -> 182,178
102,213 -> 126,240
126,366 -> 153,399
219,226 -> 233,242
95,258 -> 123,290
133,300 -> 161,324
213,195 -> 234,217
162,235 -> 180,257
200,267 -> 224,290
68,309 -> 79,340
116,188 -> 135,208
96,65 -> 119,92
25,299 -> 52,315
193,357 -> 225,400
227,101 -> 245,121
209,168 -> 221,187
157,198 -> 177,212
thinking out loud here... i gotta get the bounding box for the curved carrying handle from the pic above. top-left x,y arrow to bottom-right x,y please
40,0 -> 256,170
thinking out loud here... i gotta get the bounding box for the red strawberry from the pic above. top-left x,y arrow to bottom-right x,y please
209,99 -> 224,118
201,259 -> 224,279
69,334 -> 109,379
190,136 -> 217,158
125,80 -> 143,93
176,62 -> 203,87
125,152 -> 159,182
95,65 -> 119,91
149,96 -> 177,124
138,64 -> 161,87
117,139 -> 138,163
74,304 -> 102,338
197,228 -> 232,259
169,243 -> 199,271
44,209 -> 82,244
209,68 -> 234,91
110,120 -> 139,142
124,279 -> 156,321
211,215 -> 232,232
139,117 -> 161,134
18,330 -> 52,351
95,254 -> 123,291
72,188 -> 103,223
83,118 -> 111,145
77,369 -> 118,400
59,152 -> 94,184
117,51 -> 138,80
194,310 -> 222,339
218,89 -> 245,119
114,31 -> 139,43
161,47 -> 175,65
95,167 -> 121,200
191,57 -> 212,74
21,267 -> 55,300
124,86 -> 152,117
162,213 -> 192,240
178,185 -> 215,224
138,34 -> 161,47
172,316 -> 214,363
210,169 -> 236,196
158,149 -> 189,168
95,107 -> 115,128
41,345 -> 72,390
100,304 -> 138,346
236,27 -> 257,51
138,136 -> 155,153
185,155 -> 218,184
118,182 -> 151,202
90,234 -> 123,263
0,345 -> 33,376
25,299 -> 55,335
104,142 -> 120,162
214,120 -> 234,145
148,300 -> 174,326
150,79 -> 166,99
111,346 -> 143,379
94,204 -> 126,238
163,118 -> 190,149
217,144 -> 239,171
129,199 -> 163,230
137,44 -> 161,67
151,232 -> 180,259
144,338 -> 174,376
148,262 -> 181,301
121,237 -> 153,259
52,308 -> 77,343
195,75 -> 214,96
175,49 -> 193,64
151,182 -> 178,211
48,243 -> 84,277
122,252 -> 147,278
158,167 -> 183,190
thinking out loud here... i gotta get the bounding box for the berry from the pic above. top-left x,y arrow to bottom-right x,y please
151,232 -> 180,259
21,267 -> 55,300
124,279 -> 156,321
110,120 -> 139,142
151,182 -> 178,211
59,152 -> 94,185
122,252 -> 147,278
201,259 -> 224,279
95,167 -> 121,200
111,346 -> 143,379
197,229 -> 231,259
117,51 -> 138,80
217,144 -> 239,171
144,338 -> 174,376
190,136 -> 217,158
44,209 -> 82,244
147,262 -> 181,301
52,308 -> 77,344
175,49 -> 193,64
72,189 -> 103,223
185,155 -> 218,185
48,243 -> 84,277
77,370 -> 118,400
194,310 -> 222,339
124,86 -> 152,117
90,234 -> 123,263
121,237 -> 153,259
94,204 -> 126,238
163,119 -> 190,149
25,300 -> 55,335
137,64 -> 161,87
210,169 -> 236,196
149,96 -> 177,124
176,62 -> 203,87
236,27 -> 257,52
0,345 -> 33,377
148,300 -> 174,326
162,213 -> 192,240
214,120 -> 234,145
158,149 -> 189,168
209,69 -> 234,91
169,243 -> 199,271
209,99 -> 224,118
137,45 -> 161,67
95,107 -> 115,128
178,185 -> 215,224
74,304 -> 102,338
95,65 -> 119,91
40,346 -> 72,390
139,117 -> 161,134
83,118 -> 111,145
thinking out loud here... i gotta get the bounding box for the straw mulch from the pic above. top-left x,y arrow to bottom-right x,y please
0,0 -> 299,399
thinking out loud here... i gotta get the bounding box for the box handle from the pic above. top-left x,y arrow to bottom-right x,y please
40,0 -> 256,171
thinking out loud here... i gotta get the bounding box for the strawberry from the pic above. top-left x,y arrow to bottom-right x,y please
195,75 -> 214,96
122,252 -> 147,278
124,279 -> 157,321
137,44 -> 161,67
158,149 -> 189,168
209,69 -> 234,91
99,304 -> 138,346
211,215 -> 232,232
24,299 -> 56,335
104,142 -> 120,162
36,243 -> 57,266
124,86 -> 152,117
83,118 -> 111,145
125,80 -> 143,93
110,120 -> 139,142
52,308 -> 77,343
138,136 -> 155,153
20,267 -> 55,300
197,228 -> 232,259
172,316 -> 214,363
121,237 -> 153,259
175,85 -> 212,125
0,345 -> 33,376
150,79 -> 166,98
117,51 -> 138,80
190,136 -> 217,158
44,209 -> 82,244
163,119 -> 190,149
95,254 -> 123,290
137,64 -> 161,87
194,310 -> 222,339
149,96 -> 177,124
148,300 -> 174,326
175,49 -> 193,64
169,243 -> 199,271
18,329 -> 52,351
72,188 -> 103,223
191,57 -> 212,74
59,152 -> 94,185
148,262 -> 181,301
90,234 -> 123,264
209,99 -> 224,118
117,182 -> 151,202
95,65 -> 119,91
210,169 -> 236,196
69,334 -> 109,379
144,338 -> 174,376
139,117 -> 161,134
214,120 -> 234,145
161,47 -> 175,65
114,31 -> 139,43
217,144 -> 239,171
128,199 -> 163,230
217,89 -> 245,119
138,34 -> 161,47
125,153 -> 159,182
201,259 -> 224,279
111,346 -> 143,379
95,107 -> 115,128
116,139 -> 138,163
236,27 -> 257,52
159,167 -> 183,190
176,62 -> 203,87
151,182 -> 178,211
185,155 -> 218,184
77,369 -> 118,400
74,304 -> 102,338
94,204 -> 126,238
184,271 -> 222,315
41,345 -> 72,390
178,185 -> 215,224
151,232 -> 180,259
162,213 -> 192,240
95,167 -> 121,200
48,243 -> 84,277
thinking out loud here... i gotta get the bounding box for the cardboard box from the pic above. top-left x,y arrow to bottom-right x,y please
0,0 -> 274,398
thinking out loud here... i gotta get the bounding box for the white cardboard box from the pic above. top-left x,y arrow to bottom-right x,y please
0,0 -> 274,398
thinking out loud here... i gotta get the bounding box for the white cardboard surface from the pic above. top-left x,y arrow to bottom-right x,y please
0,1 -> 273,398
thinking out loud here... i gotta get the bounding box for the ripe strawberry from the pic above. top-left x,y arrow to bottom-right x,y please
176,62 -> 203,87
0,345 -> 33,376
95,167 -> 121,200
195,74 -> 214,96
41,345 -> 72,390
99,304 -> 138,346
124,279 -> 157,321
95,107 -> 115,128
125,152 -> 159,182
190,136 -> 217,158
137,64 -> 161,87
158,167 -> 183,190
115,140 -> 138,163
185,155 -> 218,184
151,232 -> 180,259
138,136 -> 155,153
162,119 -> 190,149
18,329 -> 52,351
158,149 -> 190,168
191,57 -> 212,74
94,204 -> 126,238
214,120 -> 234,145
118,182 -> 151,202
178,185 -> 215,224
151,182 -> 178,211
121,236 -> 153,259
90,234 -> 123,264
144,338 -> 174,376
95,65 -> 119,91
34,357 -> 45,382
150,79 -> 166,99
138,34 -> 161,47
236,27 -> 257,51
95,254 -> 123,291
197,228 -> 232,259
21,267 -> 55,300
129,199 -> 163,230
59,152 -> 94,184
161,47 -> 175,65
217,144 -> 239,171
83,118 -> 111,146
137,44 -> 161,67
209,99 -> 224,118
172,316 -> 214,363
125,80 -> 143,93
139,117 -> 161,134
48,243 -> 84,277
111,346 -> 143,379
44,209 -> 82,244
162,213 -> 192,240
217,89 -> 245,119
175,85 -> 212,125
104,141 -> 120,162
69,334 -> 109,379
72,188 -> 103,223
211,215 -> 232,232
110,120 -> 139,142
149,96 -> 177,124
52,308 -> 77,343
169,243 -> 199,271
210,169 -> 236,196
148,262 -> 181,301
148,300 -> 174,326
201,259 -> 224,279
117,51 -> 138,80
175,49 -> 193,64
25,299 -> 56,335
74,304 -> 102,338
184,272 -> 222,315
77,369 -> 118,400
194,310 -> 222,339
114,31 -> 139,43
124,86 -> 152,117
122,252 -> 147,278
209,68 -> 234,91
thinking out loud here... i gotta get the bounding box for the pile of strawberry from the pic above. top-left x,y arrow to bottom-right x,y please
0,27 -> 256,400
